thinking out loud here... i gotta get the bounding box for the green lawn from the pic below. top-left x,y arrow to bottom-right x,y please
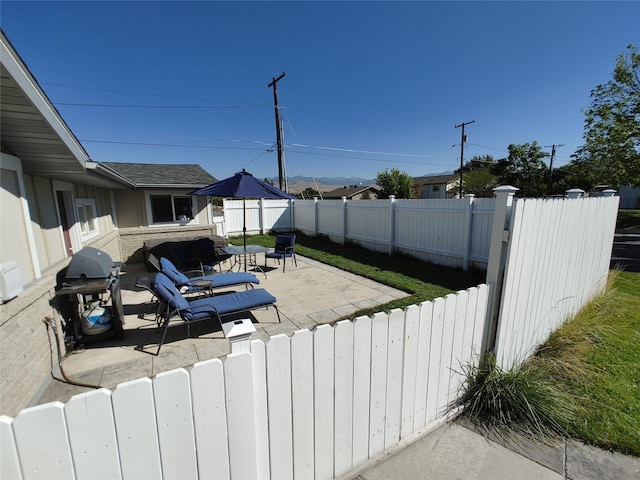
230,232 -> 485,319
531,270 -> 640,455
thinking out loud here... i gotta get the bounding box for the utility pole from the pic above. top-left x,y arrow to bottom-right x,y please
454,120 -> 475,197
544,144 -> 563,196
268,72 -> 286,191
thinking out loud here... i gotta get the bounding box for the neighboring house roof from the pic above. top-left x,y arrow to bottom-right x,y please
323,185 -> 380,199
414,174 -> 459,186
99,162 -> 217,188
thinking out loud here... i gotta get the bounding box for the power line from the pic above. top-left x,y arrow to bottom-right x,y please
56,103 -> 267,109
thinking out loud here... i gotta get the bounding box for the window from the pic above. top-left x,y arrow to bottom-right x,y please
149,194 -> 195,224
75,198 -> 99,240
433,185 -> 440,192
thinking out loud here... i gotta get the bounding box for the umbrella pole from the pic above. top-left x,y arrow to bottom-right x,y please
243,199 -> 247,271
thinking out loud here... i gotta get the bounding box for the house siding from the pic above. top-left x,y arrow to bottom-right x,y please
1,166 -> 36,283
0,230 -> 121,417
27,175 -> 67,271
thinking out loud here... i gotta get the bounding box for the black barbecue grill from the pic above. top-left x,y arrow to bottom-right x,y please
56,247 -> 125,350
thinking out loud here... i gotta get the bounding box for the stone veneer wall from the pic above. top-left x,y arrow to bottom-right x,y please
0,232 -> 120,417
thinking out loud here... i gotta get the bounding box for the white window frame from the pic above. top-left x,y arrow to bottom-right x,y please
75,198 -> 100,241
145,192 -> 198,227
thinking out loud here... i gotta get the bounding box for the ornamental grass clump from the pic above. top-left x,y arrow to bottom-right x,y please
454,353 -> 574,440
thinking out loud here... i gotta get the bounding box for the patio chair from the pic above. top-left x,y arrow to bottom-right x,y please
160,257 -> 259,296
264,233 -> 297,273
152,272 -> 280,354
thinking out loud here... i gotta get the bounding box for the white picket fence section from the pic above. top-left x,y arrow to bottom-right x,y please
492,195 -> 619,368
224,196 -> 496,270
1,285 -> 489,480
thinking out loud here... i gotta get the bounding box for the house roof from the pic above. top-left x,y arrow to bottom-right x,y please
323,185 -> 379,199
414,174 -> 459,185
99,162 -> 217,188
0,31 -> 126,189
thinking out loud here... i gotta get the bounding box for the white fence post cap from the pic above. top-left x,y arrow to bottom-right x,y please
493,185 -> 519,194
565,188 -> 585,198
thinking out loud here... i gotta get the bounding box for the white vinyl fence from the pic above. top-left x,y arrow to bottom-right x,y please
225,196 -> 496,270
1,285 -> 489,480
489,193 -> 619,368
2,187 -> 620,479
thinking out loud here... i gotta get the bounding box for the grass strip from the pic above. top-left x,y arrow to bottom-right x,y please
532,270 -> 640,455
455,271 -> 640,456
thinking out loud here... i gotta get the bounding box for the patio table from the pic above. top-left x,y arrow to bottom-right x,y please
222,245 -> 268,277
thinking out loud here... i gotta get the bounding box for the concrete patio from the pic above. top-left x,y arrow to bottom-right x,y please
32,253 -> 409,407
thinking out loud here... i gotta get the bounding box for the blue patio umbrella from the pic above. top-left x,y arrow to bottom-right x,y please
190,169 -> 295,256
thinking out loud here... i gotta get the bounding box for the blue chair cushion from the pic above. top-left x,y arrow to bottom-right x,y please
189,288 -> 276,316
161,257 -> 259,289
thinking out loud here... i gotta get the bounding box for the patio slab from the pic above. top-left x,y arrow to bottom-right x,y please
31,253 -> 409,407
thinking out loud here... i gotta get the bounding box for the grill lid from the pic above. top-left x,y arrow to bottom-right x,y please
66,247 -> 116,280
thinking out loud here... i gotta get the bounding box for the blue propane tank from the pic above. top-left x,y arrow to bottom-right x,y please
81,300 -> 112,335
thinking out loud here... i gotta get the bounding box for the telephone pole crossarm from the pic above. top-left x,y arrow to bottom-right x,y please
454,120 -> 475,197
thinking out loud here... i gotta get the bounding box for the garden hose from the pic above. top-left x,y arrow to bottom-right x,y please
43,316 -> 101,390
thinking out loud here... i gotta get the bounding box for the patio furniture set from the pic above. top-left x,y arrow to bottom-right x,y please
138,234 -> 297,354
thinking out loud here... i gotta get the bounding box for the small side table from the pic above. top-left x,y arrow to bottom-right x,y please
190,279 -> 213,297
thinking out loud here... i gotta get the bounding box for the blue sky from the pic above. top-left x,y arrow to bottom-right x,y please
2,1 -> 639,182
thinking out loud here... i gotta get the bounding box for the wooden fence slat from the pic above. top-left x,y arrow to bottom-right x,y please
190,358 -> 230,480
461,287 -> 479,362
351,316 -> 372,467
251,339 -> 271,480
472,284 -> 489,355
65,389 -> 121,479
413,301 -> 433,431
436,294 -> 458,415
314,324 -> 335,480
400,305 -> 420,439
448,289 -> 469,407
425,298 -> 445,424
1,416 -> 23,480
266,334 -> 294,480
383,309 -> 402,448
12,402 -> 75,480
224,352 -> 258,480
153,369 -> 197,480
290,330 -> 315,479
112,378 -> 162,479
368,312 -> 388,457
334,320 -> 354,477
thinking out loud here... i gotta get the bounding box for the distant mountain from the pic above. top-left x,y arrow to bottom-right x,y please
272,175 -> 377,186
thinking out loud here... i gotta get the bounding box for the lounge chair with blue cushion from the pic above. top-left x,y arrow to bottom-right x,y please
160,257 -> 259,295
151,272 -> 280,354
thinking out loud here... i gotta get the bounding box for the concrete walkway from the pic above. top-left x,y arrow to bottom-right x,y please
355,419 -> 640,480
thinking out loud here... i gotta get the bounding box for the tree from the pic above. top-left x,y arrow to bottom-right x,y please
572,44 -> 640,188
375,167 -> 413,199
451,155 -> 497,197
492,142 -> 549,197
300,187 -> 320,199
463,170 -> 498,197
